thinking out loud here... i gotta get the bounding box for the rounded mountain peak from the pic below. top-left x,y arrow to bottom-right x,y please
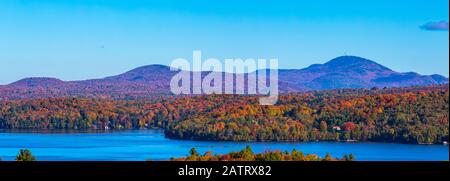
10,77 -> 64,87
323,56 -> 392,72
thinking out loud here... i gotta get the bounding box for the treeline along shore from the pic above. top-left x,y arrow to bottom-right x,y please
0,85 -> 448,144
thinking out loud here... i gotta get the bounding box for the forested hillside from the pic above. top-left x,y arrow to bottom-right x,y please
0,85 -> 448,144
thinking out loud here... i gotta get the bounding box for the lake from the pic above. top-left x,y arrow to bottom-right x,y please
0,129 -> 448,161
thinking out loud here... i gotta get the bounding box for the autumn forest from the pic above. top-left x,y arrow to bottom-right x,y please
0,85 -> 448,144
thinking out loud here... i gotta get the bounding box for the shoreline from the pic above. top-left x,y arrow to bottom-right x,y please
1,128 -> 448,146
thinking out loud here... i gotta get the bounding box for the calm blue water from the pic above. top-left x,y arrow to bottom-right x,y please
0,129 -> 448,161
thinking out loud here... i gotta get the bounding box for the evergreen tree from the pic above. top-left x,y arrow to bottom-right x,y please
16,149 -> 36,161
348,153 -> 355,161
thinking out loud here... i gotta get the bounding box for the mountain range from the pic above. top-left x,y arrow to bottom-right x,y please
0,56 -> 448,99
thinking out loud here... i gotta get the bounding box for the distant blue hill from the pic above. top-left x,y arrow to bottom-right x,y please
1,56 -> 448,99
274,56 -> 448,91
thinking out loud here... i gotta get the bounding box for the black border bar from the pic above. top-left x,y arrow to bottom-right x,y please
1,161 -> 448,179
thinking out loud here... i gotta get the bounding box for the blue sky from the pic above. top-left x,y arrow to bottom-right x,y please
0,0 -> 448,84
